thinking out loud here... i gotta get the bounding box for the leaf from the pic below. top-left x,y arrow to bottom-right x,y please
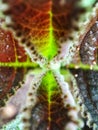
0,27 -> 27,107
80,21 -> 98,65
22,71 -> 81,130
70,69 -> 98,127
3,0 -> 78,60
1,0 -> 98,130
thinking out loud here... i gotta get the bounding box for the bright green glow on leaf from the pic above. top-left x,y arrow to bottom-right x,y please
67,63 -> 98,71
39,71 -> 60,121
0,55 -> 39,68
0,61 -> 38,68
31,11 -> 58,60
43,11 -> 58,60
41,71 -> 58,103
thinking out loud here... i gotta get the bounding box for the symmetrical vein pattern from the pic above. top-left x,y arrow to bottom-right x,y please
0,0 -> 98,130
